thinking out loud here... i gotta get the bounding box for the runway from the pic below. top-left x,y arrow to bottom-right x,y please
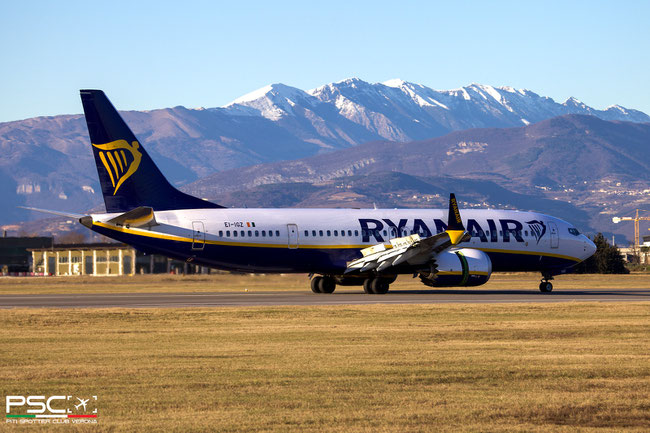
1,288 -> 649,308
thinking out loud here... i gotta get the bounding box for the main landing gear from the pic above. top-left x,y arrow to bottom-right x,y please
310,275 -> 394,294
362,277 -> 390,295
310,275 -> 336,294
539,272 -> 554,292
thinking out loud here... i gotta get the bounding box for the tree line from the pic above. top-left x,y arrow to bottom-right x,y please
573,233 -> 629,274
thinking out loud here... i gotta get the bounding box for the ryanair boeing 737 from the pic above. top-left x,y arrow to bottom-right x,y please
26,90 -> 596,294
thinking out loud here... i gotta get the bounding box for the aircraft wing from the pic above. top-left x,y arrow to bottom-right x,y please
345,230 -> 470,273
345,193 -> 470,274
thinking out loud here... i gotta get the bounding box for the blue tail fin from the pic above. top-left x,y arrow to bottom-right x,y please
80,90 -> 223,213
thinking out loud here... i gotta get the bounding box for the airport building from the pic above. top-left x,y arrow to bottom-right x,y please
0,236 -> 53,274
28,242 -> 208,276
30,243 -> 136,276
618,235 -> 650,264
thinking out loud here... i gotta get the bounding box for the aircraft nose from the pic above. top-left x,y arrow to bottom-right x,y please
583,237 -> 596,260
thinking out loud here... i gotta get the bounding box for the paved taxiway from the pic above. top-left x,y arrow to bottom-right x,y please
1,289 -> 648,308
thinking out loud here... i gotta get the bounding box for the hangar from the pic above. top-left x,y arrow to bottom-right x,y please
28,242 -> 208,276
30,243 -> 136,276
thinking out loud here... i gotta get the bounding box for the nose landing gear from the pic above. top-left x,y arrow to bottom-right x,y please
539,273 -> 554,292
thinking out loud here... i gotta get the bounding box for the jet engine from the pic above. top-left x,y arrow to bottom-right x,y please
419,248 -> 492,287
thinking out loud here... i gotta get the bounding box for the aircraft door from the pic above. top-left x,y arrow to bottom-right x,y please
287,224 -> 299,249
192,221 -> 205,251
549,221 -> 559,248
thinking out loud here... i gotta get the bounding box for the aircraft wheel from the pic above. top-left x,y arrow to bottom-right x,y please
311,276 -> 323,293
363,278 -> 374,294
319,276 -> 336,294
371,278 -> 390,295
539,282 -> 553,292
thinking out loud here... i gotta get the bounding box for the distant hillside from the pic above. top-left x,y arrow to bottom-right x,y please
1,79 -> 648,224
188,115 -> 650,193
186,115 -> 650,238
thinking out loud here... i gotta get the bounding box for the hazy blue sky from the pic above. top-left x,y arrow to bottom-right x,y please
1,0 -> 648,122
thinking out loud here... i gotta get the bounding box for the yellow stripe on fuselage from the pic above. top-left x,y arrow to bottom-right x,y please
93,221 -> 366,249
474,247 -> 581,262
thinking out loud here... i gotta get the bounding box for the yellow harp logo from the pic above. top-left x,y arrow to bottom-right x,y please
92,140 -> 142,195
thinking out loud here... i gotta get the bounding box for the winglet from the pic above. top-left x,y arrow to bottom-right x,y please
445,193 -> 466,245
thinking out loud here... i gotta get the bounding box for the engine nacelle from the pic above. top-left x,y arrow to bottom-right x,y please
419,248 -> 492,287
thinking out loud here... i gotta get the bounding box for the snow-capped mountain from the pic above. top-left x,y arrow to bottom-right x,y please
218,78 -> 650,144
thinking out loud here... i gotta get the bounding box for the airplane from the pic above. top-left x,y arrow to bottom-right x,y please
74,398 -> 89,411
24,90 -> 597,294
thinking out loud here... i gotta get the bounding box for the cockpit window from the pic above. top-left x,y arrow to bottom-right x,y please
568,228 -> 580,236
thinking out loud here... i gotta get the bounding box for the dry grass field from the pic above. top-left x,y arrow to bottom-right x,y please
1,274 -> 649,431
0,302 -> 649,432
1,272 -> 649,295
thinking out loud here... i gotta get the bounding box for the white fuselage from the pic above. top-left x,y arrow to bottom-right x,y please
90,207 -> 595,275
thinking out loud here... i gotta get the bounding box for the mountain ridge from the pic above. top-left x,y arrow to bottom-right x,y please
1,79 -> 648,228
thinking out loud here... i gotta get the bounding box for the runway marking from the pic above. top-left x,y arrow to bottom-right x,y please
1,289 -> 649,309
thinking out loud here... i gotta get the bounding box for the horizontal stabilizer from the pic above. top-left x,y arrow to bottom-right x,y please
18,206 -> 86,219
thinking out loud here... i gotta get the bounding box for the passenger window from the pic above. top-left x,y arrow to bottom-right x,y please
261,230 -> 266,237
241,230 -> 245,237
355,230 -> 359,237
219,230 -> 223,237
525,230 -> 528,236
269,231 -> 273,237
275,230 -> 280,237
233,231 -> 238,237
312,230 -> 316,236
327,230 -> 331,236
348,230 -> 352,236
304,230 -> 309,237
248,230 -> 252,237
255,230 -> 259,237
334,230 -> 338,236
226,230 -> 230,237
